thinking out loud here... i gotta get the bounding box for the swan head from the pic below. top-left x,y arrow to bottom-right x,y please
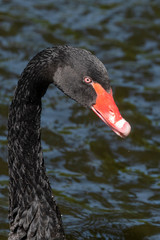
51,46 -> 131,138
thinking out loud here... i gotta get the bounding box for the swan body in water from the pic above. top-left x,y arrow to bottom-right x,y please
8,46 -> 131,239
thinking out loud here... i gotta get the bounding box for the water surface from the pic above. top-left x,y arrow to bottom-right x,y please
0,0 -> 160,239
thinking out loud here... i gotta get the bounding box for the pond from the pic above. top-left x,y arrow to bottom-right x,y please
0,0 -> 160,239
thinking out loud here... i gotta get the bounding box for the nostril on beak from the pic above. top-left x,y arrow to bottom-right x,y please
109,109 -> 114,116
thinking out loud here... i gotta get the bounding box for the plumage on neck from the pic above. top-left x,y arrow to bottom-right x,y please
8,48 -> 66,240
8,45 -> 119,239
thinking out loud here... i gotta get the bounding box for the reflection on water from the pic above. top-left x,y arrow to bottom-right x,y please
0,0 -> 160,239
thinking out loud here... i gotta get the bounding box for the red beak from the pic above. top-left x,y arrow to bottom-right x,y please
91,82 -> 131,138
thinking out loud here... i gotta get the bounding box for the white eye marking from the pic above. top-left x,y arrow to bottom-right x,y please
84,76 -> 93,84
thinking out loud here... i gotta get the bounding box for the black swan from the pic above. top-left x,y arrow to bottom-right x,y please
8,46 -> 131,240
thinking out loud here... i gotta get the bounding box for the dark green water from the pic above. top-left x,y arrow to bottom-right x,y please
0,0 -> 160,239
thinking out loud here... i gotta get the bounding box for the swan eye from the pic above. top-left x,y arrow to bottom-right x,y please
84,77 -> 93,84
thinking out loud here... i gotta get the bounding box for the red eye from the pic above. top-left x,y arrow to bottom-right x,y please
84,77 -> 92,84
